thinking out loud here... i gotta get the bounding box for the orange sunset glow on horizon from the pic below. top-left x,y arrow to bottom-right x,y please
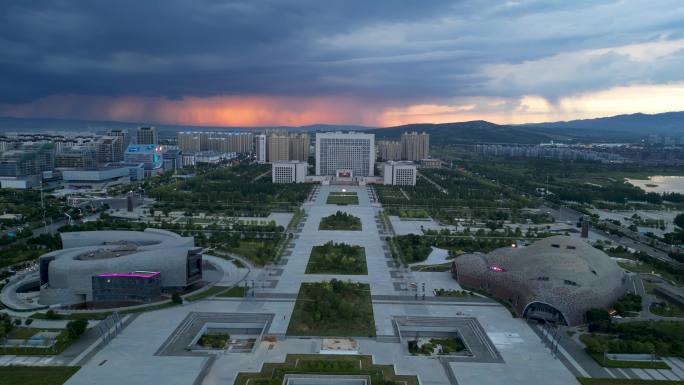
1,82 -> 683,128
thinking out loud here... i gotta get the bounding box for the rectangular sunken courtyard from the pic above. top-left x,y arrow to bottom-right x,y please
233,354 -> 418,385
306,241 -> 367,275
394,316 -> 503,363
287,281 -> 375,337
156,312 -> 273,356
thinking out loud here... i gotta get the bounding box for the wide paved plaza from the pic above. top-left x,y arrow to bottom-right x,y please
61,185 -> 581,385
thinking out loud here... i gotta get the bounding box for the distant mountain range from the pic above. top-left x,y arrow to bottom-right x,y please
520,111 -> 684,141
376,111 -> 684,144
0,110 -> 683,144
522,111 -> 684,133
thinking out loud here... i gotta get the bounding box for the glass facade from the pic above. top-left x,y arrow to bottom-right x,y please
92,272 -> 162,304
316,133 -> 374,177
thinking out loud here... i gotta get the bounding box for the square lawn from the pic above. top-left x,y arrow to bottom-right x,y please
326,192 -> 359,205
306,242 -> 367,275
287,281 -> 375,337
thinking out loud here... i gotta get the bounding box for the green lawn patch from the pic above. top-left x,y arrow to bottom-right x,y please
580,321 -> 684,359
287,208 -> 306,230
580,331 -> 677,369
233,354 -> 418,385
326,192 -> 359,205
393,234 -> 432,264
0,366 -> 80,385
398,209 -> 429,219
31,301 -> 178,321
287,280 -> 375,336
306,241 -> 367,275
650,296 -> 684,317
221,239 -> 280,266
216,286 -> 247,297
197,333 -> 230,348
411,262 -> 451,272
0,321 -> 87,356
6,327 -> 46,339
586,350 -> 670,369
216,255 -> 247,268
121,301 -> 178,315
613,251 -> 684,287
319,211 -> 362,231
185,285 -> 229,301
31,311 -> 110,321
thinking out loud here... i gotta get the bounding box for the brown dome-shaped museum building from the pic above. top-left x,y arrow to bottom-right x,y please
452,236 -> 629,326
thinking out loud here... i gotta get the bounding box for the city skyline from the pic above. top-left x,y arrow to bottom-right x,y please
3,3 -> 684,385
1,1 -> 684,127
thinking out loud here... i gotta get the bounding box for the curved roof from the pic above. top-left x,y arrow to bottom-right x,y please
38,229 -> 199,305
453,235 -> 627,325
60,228 -> 188,249
485,236 -> 622,288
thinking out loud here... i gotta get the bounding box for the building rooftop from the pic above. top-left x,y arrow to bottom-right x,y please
97,271 -> 161,279
125,144 -> 162,154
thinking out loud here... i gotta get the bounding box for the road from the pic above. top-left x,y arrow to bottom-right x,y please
621,273 -> 684,322
540,204 -> 677,264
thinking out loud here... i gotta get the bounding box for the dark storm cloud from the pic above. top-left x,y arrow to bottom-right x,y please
1,0 -> 684,104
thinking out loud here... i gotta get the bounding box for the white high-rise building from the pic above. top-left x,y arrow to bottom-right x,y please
315,132 -> 374,177
383,161 -> 416,186
177,131 -> 254,154
256,134 -> 267,164
271,161 -> 307,183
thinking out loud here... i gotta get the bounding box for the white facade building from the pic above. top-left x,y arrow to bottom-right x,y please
315,132 -> 374,177
383,161 -> 417,186
272,161 -> 307,183
256,134 -> 267,164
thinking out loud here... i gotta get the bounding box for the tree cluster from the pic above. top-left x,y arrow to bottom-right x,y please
319,211 -> 362,231
291,280 -> 373,336
613,293 -> 642,316
149,164 -> 312,216
307,241 -> 365,274
583,320 -> 684,357
0,233 -> 61,268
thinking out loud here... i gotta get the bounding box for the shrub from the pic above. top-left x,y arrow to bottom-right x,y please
586,308 -> 610,323
66,319 -> 88,341
613,293 -> 642,316
172,292 -> 182,304
45,310 -> 61,320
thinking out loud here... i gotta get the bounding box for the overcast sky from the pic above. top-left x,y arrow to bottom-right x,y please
1,0 -> 684,127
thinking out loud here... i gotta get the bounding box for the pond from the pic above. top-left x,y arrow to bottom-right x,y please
625,176 -> 684,194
